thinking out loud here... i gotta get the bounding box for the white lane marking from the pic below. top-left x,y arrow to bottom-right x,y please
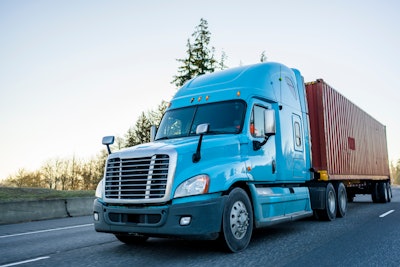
379,210 -> 395,218
0,256 -> 50,267
0,223 -> 93,239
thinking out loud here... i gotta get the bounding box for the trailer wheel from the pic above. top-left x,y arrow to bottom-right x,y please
387,183 -> 392,202
221,188 -> 253,252
377,181 -> 388,203
335,183 -> 347,218
315,183 -> 336,221
115,233 -> 149,244
371,182 -> 379,203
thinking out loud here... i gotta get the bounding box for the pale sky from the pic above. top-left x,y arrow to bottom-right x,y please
1,0 -> 399,179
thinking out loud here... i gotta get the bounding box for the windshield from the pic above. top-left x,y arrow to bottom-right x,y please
155,100 -> 246,140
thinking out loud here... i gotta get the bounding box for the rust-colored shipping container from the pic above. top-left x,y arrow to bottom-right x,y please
305,79 -> 390,181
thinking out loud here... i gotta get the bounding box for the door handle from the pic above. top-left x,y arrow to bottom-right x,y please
272,160 -> 276,174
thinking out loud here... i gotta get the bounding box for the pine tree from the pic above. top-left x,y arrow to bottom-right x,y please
125,127 -> 136,147
191,18 -> 217,75
260,51 -> 267,62
172,39 -> 196,88
218,50 -> 228,70
172,18 -> 219,88
149,100 -> 168,125
125,112 -> 152,147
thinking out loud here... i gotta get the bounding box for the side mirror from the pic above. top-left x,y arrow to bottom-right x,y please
253,109 -> 275,151
193,123 -> 210,163
102,136 -> 115,154
196,123 -> 210,135
150,125 -> 157,142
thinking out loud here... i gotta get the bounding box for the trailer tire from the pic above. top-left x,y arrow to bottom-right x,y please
377,181 -> 388,203
371,182 -> 379,203
221,188 -> 253,253
315,183 -> 337,221
387,183 -> 392,202
335,183 -> 347,218
115,233 -> 149,244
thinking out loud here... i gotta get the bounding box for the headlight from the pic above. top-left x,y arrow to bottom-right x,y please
95,179 -> 104,198
174,174 -> 210,198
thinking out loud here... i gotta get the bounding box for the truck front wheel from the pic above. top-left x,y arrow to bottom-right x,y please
221,188 -> 253,252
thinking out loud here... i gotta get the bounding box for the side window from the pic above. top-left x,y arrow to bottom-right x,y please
285,76 -> 297,100
250,105 -> 267,137
293,115 -> 303,151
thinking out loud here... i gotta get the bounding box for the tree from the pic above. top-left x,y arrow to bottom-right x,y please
218,50 -> 228,70
41,159 -> 60,189
172,39 -> 196,88
391,159 -> 400,185
125,112 -> 152,147
58,158 -> 69,190
260,51 -> 267,62
11,168 -> 29,188
172,18 -> 219,88
191,18 -> 217,75
124,101 -> 168,148
148,100 -> 168,125
3,151 -> 108,190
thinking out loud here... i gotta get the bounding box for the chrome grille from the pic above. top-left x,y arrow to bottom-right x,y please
104,154 -> 169,200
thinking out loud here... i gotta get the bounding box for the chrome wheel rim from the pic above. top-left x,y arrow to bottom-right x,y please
328,190 -> 336,214
229,200 -> 249,240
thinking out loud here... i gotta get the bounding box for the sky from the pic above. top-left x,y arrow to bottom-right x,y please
1,0 -> 400,179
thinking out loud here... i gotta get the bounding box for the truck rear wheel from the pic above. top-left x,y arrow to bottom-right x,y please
387,183 -> 392,202
335,182 -> 347,218
221,188 -> 253,253
315,183 -> 337,221
114,233 -> 149,244
377,181 -> 389,203
371,182 -> 379,203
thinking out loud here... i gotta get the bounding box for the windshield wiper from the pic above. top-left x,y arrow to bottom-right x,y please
155,136 -> 170,141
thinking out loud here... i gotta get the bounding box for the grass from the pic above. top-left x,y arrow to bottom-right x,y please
0,187 -> 95,203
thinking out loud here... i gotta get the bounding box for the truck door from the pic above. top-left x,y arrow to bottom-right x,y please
246,103 -> 277,182
292,114 -> 307,180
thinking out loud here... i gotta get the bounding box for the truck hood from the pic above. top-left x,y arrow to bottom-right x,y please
110,137 -> 198,158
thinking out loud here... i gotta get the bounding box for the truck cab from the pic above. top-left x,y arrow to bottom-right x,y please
94,62 -> 316,252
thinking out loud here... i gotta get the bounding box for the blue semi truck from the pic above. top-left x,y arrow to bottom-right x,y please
93,62 -> 390,252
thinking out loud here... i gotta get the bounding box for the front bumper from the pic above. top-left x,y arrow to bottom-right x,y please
93,195 -> 226,240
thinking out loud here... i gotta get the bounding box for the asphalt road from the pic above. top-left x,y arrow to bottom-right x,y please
1,188 -> 399,267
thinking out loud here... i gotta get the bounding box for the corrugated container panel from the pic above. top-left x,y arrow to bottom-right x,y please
305,79 -> 389,180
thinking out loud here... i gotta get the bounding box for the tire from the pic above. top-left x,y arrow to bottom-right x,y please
221,188 -> 253,253
315,183 -> 337,221
387,183 -> 392,202
377,181 -> 388,203
114,233 -> 149,244
371,182 -> 379,203
335,183 -> 347,218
